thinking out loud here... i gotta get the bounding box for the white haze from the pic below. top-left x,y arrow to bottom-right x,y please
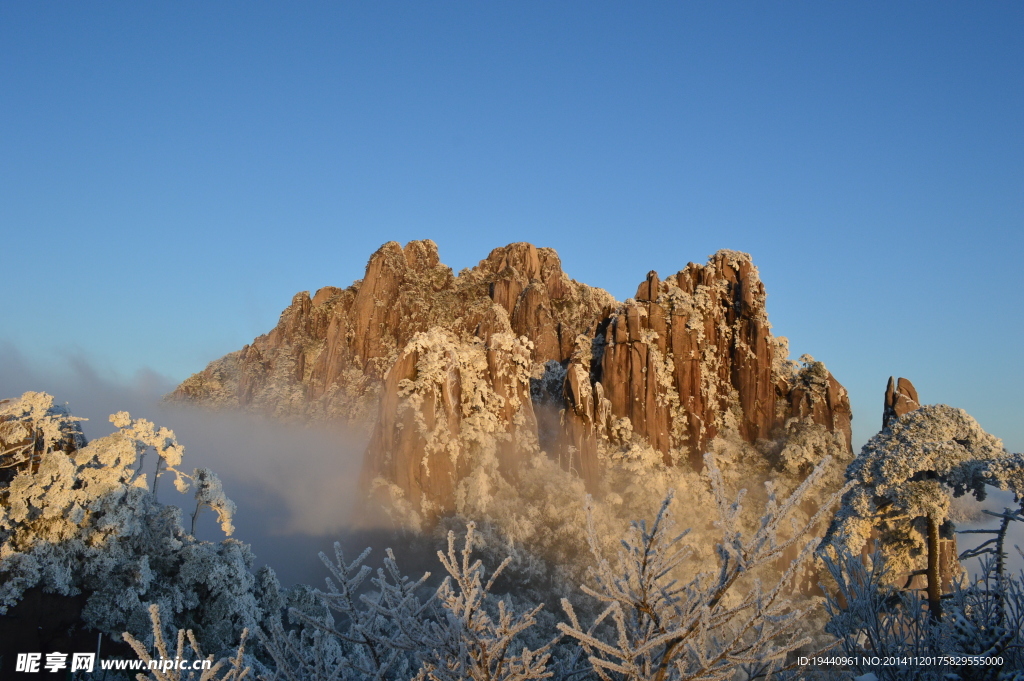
951,487 -> 1024,575
0,342 -> 372,585
3,341 -> 1023,584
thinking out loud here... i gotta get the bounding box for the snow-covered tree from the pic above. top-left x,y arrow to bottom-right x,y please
415,522 -> 557,681
259,522 -> 554,681
124,603 -> 253,681
822,539 -> 1024,681
824,404 -> 1021,620
260,541 -> 437,681
557,452 -> 850,681
0,392 -> 269,655
0,391 -> 86,476
191,467 -> 237,536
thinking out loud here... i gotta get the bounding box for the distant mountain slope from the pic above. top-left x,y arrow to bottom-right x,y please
170,240 -> 851,518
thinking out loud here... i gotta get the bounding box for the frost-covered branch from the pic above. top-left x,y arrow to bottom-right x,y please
0,392 -> 85,473
558,452 -> 850,681
822,542 -> 1024,680
191,467 -> 237,536
416,522 -> 556,681
124,603 -> 251,681
261,542 -> 438,681
0,392 -> 261,656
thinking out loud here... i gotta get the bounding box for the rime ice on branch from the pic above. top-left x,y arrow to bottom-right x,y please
0,392 -> 267,656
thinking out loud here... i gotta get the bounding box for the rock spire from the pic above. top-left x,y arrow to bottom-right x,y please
883,376 -> 921,429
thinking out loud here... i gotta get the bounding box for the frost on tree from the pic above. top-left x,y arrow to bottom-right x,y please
124,603 -> 252,681
257,522 -> 555,681
415,522 -> 557,681
825,402 -> 1022,620
1,391 -> 87,480
191,467 -> 238,536
0,392 -> 274,655
558,453 -> 851,681
822,541 -> 1024,681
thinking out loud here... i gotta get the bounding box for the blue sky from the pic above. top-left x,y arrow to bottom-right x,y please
1,2 -> 1021,452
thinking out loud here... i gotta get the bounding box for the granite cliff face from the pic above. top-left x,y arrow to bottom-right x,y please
171,240 -> 852,520
172,241 -> 612,423
560,252 -> 852,473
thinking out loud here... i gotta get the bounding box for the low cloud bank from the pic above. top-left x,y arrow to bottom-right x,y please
0,343 -> 380,585
2,342 -> 1021,584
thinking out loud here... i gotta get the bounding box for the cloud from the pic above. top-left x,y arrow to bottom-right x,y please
0,342 -> 375,585
158,405 -> 368,536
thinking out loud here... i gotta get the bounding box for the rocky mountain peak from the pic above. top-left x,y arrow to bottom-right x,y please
883,376 -> 921,428
170,241 -> 852,522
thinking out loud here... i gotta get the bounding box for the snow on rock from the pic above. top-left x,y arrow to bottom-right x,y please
169,242 -> 853,524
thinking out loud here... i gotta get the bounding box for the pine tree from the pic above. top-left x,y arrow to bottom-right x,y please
825,404 -> 1021,620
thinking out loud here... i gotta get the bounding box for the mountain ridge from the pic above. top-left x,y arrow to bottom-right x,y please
170,240 -> 852,519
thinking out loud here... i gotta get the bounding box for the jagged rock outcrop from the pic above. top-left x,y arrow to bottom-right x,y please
171,241 -> 613,422
561,253 -> 853,470
360,324 -> 540,521
883,376 -> 921,428
172,241 -> 852,520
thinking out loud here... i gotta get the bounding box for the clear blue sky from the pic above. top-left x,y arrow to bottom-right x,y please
2,2 -> 1021,452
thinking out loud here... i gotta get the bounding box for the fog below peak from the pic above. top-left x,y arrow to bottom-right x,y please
0,343 -> 387,585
